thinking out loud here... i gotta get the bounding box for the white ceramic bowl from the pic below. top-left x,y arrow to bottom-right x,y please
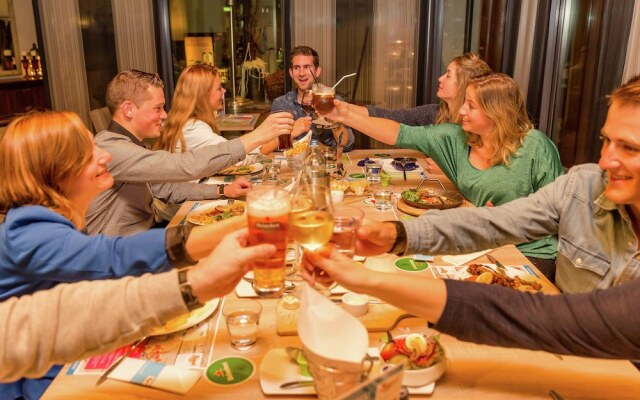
379,334 -> 446,387
341,292 -> 369,316
331,190 -> 344,204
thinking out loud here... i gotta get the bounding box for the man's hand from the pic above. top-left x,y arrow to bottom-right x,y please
301,246 -> 371,293
188,229 -> 276,301
253,112 -> 294,142
224,176 -> 252,198
292,116 -> 312,137
355,219 -> 398,256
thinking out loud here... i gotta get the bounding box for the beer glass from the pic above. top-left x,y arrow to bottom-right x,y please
311,84 -> 340,129
246,187 -> 291,297
273,110 -> 294,151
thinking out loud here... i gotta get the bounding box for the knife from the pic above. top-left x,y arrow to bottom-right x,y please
95,337 -> 147,386
486,254 -> 507,275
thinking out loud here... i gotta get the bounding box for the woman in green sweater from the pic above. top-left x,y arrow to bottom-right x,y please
326,73 -> 563,279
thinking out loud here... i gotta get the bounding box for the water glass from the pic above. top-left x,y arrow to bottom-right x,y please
365,161 -> 382,183
330,207 -> 364,258
372,185 -> 394,210
323,147 -> 337,171
223,300 -> 262,350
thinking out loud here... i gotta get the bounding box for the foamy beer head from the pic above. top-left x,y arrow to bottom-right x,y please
247,187 -> 291,217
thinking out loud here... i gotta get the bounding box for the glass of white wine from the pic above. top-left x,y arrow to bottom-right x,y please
289,184 -> 335,294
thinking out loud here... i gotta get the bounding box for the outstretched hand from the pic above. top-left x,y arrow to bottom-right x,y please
355,219 -> 397,256
301,246 -> 370,293
224,176 -> 252,198
189,228 -> 276,301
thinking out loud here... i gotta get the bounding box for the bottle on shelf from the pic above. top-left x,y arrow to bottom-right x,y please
20,51 -> 29,78
27,57 -> 36,79
35,55 -> 43,78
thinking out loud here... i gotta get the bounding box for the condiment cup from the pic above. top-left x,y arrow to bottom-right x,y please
331,190 -> 344,204
341,292 -> 369,317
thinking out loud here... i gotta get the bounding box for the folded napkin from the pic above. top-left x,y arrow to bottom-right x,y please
298,284 -> 368,364
108,358 -> 200,395
441,249 -> 492,266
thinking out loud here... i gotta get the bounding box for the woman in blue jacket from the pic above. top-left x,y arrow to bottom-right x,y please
0,111 -> 246,399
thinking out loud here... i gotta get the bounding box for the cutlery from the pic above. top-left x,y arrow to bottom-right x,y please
549,389 -> 566,400
330,297 -> 386,305
486,254 -> 507,275
400,159 -> 407,181
179,202 -> 200,226
96,337 -> 147,386
280,380 -> 315,389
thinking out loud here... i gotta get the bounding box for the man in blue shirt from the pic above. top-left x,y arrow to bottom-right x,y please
271,46 -> 355,152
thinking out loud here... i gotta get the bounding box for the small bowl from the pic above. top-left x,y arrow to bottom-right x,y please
341,292 -> 369,316
379,334 -> 446,387
331,190 -> 344,204
392,157 -> 418,171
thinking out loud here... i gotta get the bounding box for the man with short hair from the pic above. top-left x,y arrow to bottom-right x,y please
87,70 -> 293,236
269,46 -> 355,151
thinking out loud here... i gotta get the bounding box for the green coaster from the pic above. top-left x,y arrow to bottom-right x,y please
394,257 -> 429,272
205,357 -> 255,386
349,173 -> 366,179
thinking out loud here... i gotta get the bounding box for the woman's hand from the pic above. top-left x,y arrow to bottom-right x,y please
324,99 -> 352,123
224,176 -> 252,198
188,228 -> 276,301
254,112 -> 294,142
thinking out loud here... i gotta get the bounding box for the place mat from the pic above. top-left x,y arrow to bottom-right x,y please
276,299 -> 411,336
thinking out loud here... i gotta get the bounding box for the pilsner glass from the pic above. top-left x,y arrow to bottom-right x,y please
246,187 -> 291,297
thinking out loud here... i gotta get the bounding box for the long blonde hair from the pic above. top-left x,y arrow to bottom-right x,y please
465,73 -> 534,166
0,111 -> 94,228
435,53 -> 492,124
155,64 -> 220,152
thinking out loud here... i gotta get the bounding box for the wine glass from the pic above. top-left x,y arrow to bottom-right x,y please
289,183 -> 335,294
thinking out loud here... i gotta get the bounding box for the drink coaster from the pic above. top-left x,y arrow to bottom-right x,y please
205,357 -> 255,386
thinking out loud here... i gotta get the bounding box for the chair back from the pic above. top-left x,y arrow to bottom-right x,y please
90,107 -> 111,133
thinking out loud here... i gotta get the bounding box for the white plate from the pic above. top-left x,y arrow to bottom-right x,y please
259,348 -> 435,395
218,163 -> 264,175
148,298 -> 220,336
185,200 -> 246,226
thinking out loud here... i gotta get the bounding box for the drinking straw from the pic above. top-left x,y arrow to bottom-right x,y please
332,73 -> 357,89
306,66 -> 319,85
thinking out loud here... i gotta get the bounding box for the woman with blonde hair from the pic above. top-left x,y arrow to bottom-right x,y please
156,64 -> 268,161
351,53 -> 491,125
325,73 -> 563,278
0,111 -> 257,399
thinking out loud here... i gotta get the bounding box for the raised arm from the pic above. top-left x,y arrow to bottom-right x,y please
326,99 -> 401,145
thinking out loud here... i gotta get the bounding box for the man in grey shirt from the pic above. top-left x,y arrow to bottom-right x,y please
87,70 -> 293,236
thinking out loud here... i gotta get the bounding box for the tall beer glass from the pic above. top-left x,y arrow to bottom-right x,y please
247,187 -> 291,297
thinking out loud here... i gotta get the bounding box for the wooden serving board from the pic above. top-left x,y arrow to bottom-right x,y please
276,300 -> 412,336
397,198 -> 429,216
397,198 -> 473,217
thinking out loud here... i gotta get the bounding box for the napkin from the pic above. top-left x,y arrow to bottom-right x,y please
441,249 -> 492,266
298,284 -> 368,364
107,358 -> 200,395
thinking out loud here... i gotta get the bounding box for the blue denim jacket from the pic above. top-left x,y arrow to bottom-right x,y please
403,164 -> 640,293
271,89 -> 355,151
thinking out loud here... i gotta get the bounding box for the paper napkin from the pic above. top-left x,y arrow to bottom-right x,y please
441,249 -> 492,266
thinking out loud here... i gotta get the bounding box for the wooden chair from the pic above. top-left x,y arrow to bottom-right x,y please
89,107 -> 111,133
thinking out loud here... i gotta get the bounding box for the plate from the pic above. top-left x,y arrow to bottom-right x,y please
149,298 -> 220,336
186,200 -> 246,225
454,264 -> 551,292
218,163 -> 264,176
401,188 -> 464,210
259,348 -> 435,395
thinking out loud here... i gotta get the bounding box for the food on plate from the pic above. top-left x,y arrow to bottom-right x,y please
380,333 -> 444,370
401,188 -> 463,209
330,179 -> 349,192
219,165 -> 256,175
187,202 -> 246,225
464,263 -> 543,291
348,179 -> 369,196
284,140 -> 309,157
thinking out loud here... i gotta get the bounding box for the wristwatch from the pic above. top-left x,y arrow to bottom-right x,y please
386,221 -> 407,255
178,269 -> 203,311
217,184 -> 226,198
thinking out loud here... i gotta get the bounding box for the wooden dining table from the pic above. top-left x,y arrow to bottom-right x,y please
41,148 -> 640,399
